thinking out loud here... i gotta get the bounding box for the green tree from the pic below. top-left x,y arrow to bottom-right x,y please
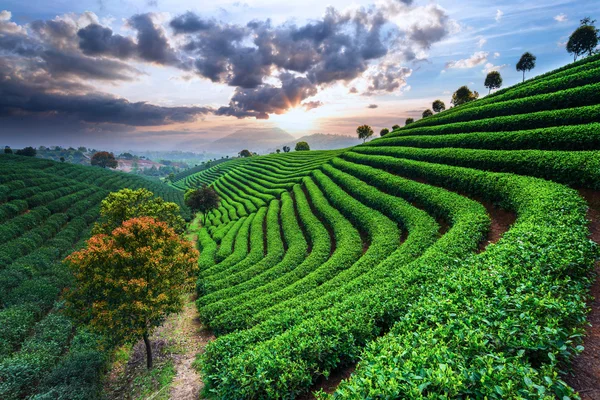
238,149 -> 252,157
4,146 -> 12,154
380,128 -> 390,137
60,157 -> 65,163
15,147 -> 37,157
295,141 -> 310,151
356,125 -> 374,143
516,52 -> 536,82
392,124 -> 400,130
93,188 -> 185,235
451,85 -> 479,106
405,118 -> 414,126
567,18 -> 599,61
422,109 -> 433,118
65,217 -> 199,369
91,151 -> 118,169
276,149 -> 281,153
185,185 -> 221,225
484,71 -> 503,94
282,146 -> 291,153
432,100 -> 446,113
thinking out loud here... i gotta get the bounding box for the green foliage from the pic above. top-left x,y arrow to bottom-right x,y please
422,109 -> 433,118
484,70 -> 503,93
432,99 -> 445,113
451,85 -> 479,106
405,118 -> 414,125
94,188 -> 185,234
567,18 -> 599,61
516,51 -> 537,81
15,146 -> 36,157
90,151 -> 118,169
379,128 -> 389,137
392,124 -> 400,130
295,141 -> 310,151
238,149 -> 252,157
356,125 -> 373,143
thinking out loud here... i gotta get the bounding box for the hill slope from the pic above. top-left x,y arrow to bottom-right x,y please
269,133 -> 363,152
174,53 -> 600,399
0,155 -> 188,399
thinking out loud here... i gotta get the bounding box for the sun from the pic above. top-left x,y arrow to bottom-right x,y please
270,107 -> 318,134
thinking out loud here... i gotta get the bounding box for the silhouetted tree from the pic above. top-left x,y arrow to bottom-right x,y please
516,52 -> 536,82
295,141 -> 310,151
276,149 -> 281,153
4,146 -> 12,154
15,147 -> 37,157
432,100 -> 446,113
91,151 -> 118,168
238,149 -> 252,157
392,124 -> 400,130
451,86 -> 479,106
380,128 -> 390,137
282,146 -> 291,153
356,125 -> 374,143
484,71 -> 503,94
567,17 -> 599,61
185,185 -> 221,225
405,118 -> 414,126
422,109 -> 433,118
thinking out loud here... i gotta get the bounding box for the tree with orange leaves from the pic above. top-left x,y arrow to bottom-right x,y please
64,217 -> 198,369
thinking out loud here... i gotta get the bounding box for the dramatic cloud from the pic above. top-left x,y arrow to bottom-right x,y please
302,101 -> 323,111
127,13 -> 180,65
445,51 -> 489,69
77,24 -> 137,58
216,73 -> 318,119
363,64 -> 412,95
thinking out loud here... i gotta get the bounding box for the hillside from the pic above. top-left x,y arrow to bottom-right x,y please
269,133 -> 363,152
171,53 -> 600,399
206,128 -> 295,155
0,156 -> 188,399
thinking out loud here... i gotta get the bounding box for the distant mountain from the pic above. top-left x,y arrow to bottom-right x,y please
207,128 -> 295,154
271,133 -> 362,152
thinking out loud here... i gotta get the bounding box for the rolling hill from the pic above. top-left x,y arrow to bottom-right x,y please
170,53 -> 600,399
269,133 -> 363,152
206,128 -> 296,155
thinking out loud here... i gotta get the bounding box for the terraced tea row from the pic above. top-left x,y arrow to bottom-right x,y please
0,155 -> 188,400
186,54 -> 599,398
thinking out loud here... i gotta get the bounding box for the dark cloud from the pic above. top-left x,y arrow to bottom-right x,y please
302,100 -> 323,111
367,104 -> 378,108
77,24 -> 137,58
170,11 -> 216,33
216,73 -> 318,119
128,13 -> 180,65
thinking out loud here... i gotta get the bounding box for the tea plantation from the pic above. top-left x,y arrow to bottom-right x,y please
171,54 -> 600,398
0,155 -> 188,399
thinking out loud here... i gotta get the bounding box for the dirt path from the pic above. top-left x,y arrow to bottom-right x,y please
566,190 -> 600,400
167,301 -> 214,400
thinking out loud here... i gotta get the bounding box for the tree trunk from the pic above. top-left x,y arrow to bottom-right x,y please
143,332 -> 153,369
522,70 -> 525,82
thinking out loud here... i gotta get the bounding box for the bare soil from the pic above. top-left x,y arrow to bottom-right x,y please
477,200 -> 516,252
565,189 -> 600,400
297,365 -> 356,400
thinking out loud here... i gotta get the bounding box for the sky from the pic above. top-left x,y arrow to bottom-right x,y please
1,0 -> 598,151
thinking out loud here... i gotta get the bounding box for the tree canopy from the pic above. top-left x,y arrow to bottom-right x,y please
451,86 -> 479,106
432,100 -> 446,113
282,146 -> 291,153
380,128 -> 390,137
356,125 -> 374,143
238,149 -> 252,157
15,147 -> 36,157
516,52 -> 536,82
185,185 -> 221,224
405,118 -> 414,126
484,71 -> 503,93
93,188 -> 185,235
91,151 -> 118,169
422,109 -> 433,118
4,146 -> 12,154
567,18 -> 599,61
295,141 -> 310,151
65,217 -> 198,369
392,124 -> 400,130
